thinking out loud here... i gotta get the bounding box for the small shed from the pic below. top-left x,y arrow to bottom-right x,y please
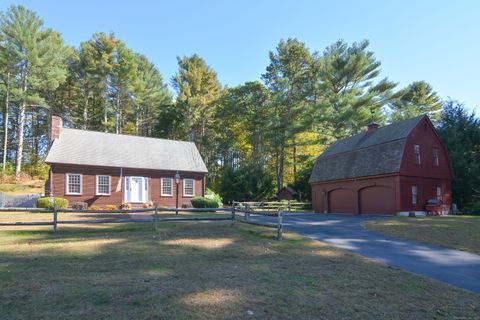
277,187 -> 300,201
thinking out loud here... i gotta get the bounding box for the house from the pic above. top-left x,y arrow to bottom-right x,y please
277,187 -> 301,201
309,115 -> 452,215
45,116 -> 208,207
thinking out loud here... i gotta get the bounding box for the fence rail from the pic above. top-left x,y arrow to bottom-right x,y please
0,202 -> 285,240
237,201 -> 311,215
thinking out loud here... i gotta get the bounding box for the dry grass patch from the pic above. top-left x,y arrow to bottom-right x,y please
0,217 -> 479,319
365,216 -> 480,254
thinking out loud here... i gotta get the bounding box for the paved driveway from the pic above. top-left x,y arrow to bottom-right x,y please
252,213 -> 480,293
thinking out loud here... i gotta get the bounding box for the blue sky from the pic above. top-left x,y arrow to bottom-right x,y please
2,0 -> 479,113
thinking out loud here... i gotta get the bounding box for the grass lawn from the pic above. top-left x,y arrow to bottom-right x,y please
0,179 -> 44,194
365,216 -> 480,255
0,216 -> 479,319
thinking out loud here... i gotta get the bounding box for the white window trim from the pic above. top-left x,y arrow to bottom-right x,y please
161,178 -> 173,196
412,186 -> 418,205
183,178 -> 195,197
433,148 -> 439,166
414,144 -> 421,165
66,173 -> 82,195
96,175 -> 111,196
436,186 -> 443,201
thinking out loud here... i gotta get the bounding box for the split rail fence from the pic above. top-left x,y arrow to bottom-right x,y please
0,201 -> 284,240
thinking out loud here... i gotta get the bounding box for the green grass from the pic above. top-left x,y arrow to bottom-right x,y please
365,216 -> 480,255
0,179 -> 44,194
0,216 -> 479,319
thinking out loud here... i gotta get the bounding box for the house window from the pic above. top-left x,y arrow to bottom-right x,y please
183,179 -> 195,197
414,144 -> 421,164
411,186 -> 418,205
66,173 -> 82,195
436,186 -> 443,201
433,148 -> 439,166
161,178 -> 173,196
96,175 -> 110,195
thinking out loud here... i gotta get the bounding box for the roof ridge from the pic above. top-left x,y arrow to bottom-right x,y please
319,137 -> 408,159
62,128 -> 195,145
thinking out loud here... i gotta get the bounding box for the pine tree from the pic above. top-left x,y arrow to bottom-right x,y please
390,81 -> 443,122
0,5 -> 68,180
172,54 -> 222,172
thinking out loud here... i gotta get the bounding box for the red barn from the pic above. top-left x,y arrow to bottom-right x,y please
45,116 -> 208,208
309,116 -> 452,215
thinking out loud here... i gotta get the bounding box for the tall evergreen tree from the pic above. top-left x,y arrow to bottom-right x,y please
312,40 -> 397,140
390,81 -> 443,122
172,54 -> 222,172
262,38 -> 313,190
0,5 -> 68,180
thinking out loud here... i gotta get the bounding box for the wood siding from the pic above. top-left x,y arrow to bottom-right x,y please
49,164 -> 206,207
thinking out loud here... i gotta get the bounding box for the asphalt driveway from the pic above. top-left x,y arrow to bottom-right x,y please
252,213 -> 480,293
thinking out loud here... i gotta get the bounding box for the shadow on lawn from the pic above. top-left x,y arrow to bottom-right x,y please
1,222 -> 479,319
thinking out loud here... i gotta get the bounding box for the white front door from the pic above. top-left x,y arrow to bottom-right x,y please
125,177 -> 148,203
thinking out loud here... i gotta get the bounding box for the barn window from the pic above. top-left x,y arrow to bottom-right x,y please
161,178 -> 173,196
411,186 -> 418,205
96,175 -> 110,195
433,148 -> 439,166
66,173 -> 82,195
436,186 -> 443,201
183,179 -> 195,197
414,144 -> 421,164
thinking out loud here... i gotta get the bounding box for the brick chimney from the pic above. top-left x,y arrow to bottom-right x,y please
367,122 -> 379,133
51,115 -> 63,142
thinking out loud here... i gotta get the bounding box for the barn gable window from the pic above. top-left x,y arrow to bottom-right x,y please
96,175 -> 110,195
183,179 -> 195,197
433,148 -> 439,166
161,178 -> 173,196
414,144 -> 421,164
411,186 -> 418,205
66,173 -> 82,195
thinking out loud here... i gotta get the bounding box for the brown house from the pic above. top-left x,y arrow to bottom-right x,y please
309,115 -> 452,215
45,116 -> 208,207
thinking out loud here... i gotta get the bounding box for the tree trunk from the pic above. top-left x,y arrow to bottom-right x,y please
15,71 -> 27,181
2,72 -> 10,175
279,141 -> 285,191
134,105 -> 139,135
15,101 -> 26,181
82,91 -> 88,130
293,141 -> 297,184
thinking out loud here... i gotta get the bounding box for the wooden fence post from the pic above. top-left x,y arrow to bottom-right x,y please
245,204 -> 250,222
53,204 -> 58,233
288,200 -> 291,212
154,204 -> 158,231
277,207 -> 283,240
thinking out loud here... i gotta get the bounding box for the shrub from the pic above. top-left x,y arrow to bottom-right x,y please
191,197 -> 219,208
462,201 -> 480,215
89,206 -> 101,211
36,196 -> 68,209
205,188 -> 223,208
104,205 -> 117,210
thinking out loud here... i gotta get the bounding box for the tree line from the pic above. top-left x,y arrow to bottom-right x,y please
0,5 -> 478,209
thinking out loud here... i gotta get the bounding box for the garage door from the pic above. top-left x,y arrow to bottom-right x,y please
359,186 -> 395,214
328,188 -> 355,213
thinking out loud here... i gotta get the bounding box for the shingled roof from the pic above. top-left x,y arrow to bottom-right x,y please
309,116 -> 425,183
45,128 -> 208,173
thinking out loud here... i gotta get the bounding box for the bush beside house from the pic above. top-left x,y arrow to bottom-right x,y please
37,197 -> 68,209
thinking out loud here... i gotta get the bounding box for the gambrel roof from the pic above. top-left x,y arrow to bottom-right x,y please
309,116 -> 425,183
45,128 -> 208,173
